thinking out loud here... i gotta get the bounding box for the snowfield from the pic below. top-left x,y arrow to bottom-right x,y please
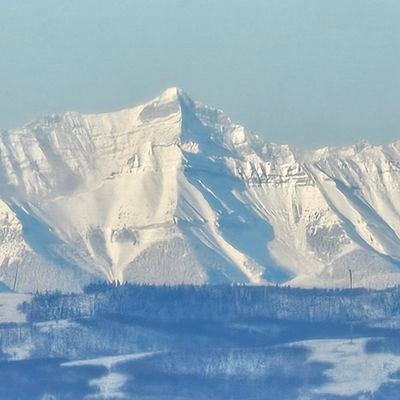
0,293 -> 30,323
63,353 -> 156,400
300,338 -> 400,397
61,342 -> 400,399
1,87 -> 400,291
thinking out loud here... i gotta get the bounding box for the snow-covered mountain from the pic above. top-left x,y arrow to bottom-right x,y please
1,87 -> 400,292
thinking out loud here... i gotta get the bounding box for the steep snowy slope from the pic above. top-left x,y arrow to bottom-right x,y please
0,87 -> 399,291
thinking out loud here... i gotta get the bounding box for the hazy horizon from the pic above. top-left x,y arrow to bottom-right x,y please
1,0 -> 399,148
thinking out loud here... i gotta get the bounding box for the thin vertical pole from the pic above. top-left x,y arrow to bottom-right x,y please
349,268 -> 353,343
349,268 -> 353,289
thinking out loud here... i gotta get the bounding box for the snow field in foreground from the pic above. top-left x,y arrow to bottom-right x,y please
298,338 -> 400,397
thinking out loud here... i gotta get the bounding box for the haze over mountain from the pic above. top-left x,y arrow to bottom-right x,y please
1,88 -> 400,292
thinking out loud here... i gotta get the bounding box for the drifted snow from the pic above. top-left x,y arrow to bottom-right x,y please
0,87 -> 400,291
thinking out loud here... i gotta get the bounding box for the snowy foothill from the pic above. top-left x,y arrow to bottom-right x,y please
2,284 -> 400,398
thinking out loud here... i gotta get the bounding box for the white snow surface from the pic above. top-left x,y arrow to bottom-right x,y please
1,87 -> 400,291
298,338 -> 400,397
0,293 -> 30,323
62,352 -> 156,399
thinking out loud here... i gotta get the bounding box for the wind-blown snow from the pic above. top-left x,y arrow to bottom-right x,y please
1,87 -> 400,291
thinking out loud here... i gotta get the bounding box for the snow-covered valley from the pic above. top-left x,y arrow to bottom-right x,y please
1,87 -> 400,291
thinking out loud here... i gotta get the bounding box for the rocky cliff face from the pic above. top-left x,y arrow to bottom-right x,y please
1,87 -> 400,292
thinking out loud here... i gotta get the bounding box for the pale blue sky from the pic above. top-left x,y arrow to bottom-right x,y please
0,0 -> 399,147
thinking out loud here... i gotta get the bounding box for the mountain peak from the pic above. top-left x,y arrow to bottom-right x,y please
155,87 -> 194,107
160,86 -> 184,101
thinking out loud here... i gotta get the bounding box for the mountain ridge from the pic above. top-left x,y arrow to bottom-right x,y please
1,87 -> 400,292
